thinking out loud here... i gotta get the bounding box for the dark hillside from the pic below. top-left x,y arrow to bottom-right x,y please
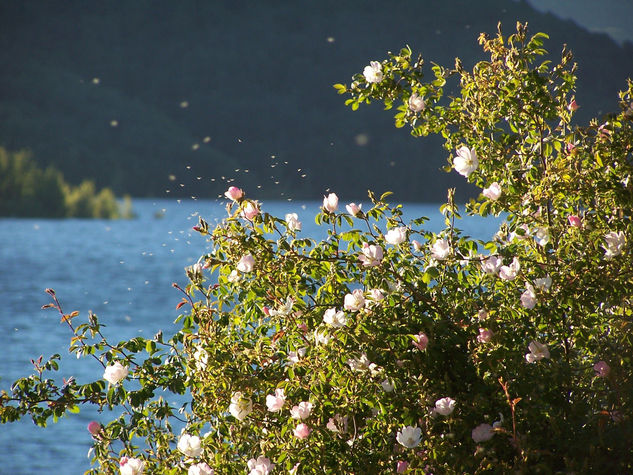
1,0 -> 631,201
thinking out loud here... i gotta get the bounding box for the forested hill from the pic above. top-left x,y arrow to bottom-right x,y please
1,0 -> 632,202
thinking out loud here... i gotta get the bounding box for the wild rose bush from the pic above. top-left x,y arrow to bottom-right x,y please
2,23 -> 633,473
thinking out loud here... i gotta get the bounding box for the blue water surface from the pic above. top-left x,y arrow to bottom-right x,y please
0,199 -> 499,474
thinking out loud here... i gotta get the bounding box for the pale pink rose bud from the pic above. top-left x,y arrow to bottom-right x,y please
568,215 -> 582,228
434,397 -> 456,416
411,240 -> 423,251
521,284 -> 537,309
224,186 -> 243,202
293,423 -> 311,439
477,328 -> 493,343
412,332 -> 429,351
240,201 -> 260,220
322,193 -> 338,213
568,99 -> 579,111
237,254 -> 255,273
566,142 -> 576,153
397,461 -> 410,473
346,203 -> 362,216
262,306 -> 271,316
87,421 -> 101,436
593,361 -> 610,378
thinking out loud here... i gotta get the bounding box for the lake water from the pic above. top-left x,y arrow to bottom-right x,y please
0,199 -> 500,474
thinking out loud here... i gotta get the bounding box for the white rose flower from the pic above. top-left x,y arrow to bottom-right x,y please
322,193 -> 339,213
120,456 -> 145,475
290,401 -> 314,420
535,227 -> 550,246
481,255 -> 502,275
193,346 -> 208,371
229,392 -> 253,421
177,433 -> 203,458
408,93 -> 426,112
453,146 -> 479,177
265,388 -> 286,412
323,307 -> 348,327
363,61 -> 383,83
247,456 -> 274,475
288,347 -> 307,364
103,362 -> 129,385
343,289 -> 365,311
520,283 -> 537,309
313,329 -> 331,345
347,353 -> 370,372
381,379 -> 394,392
396,425 -> 422,448
188,462 -> 214,475
603,230 -> 626,259
499,257 -> 520,281
525,341 -> 550,363
434,397 -> 456,416
482,182 -> 502,200
285,213 -> 302,231
237,254 -> 255,273
534,275 -> 552,291
431,238 -> 451,260
359,243 -> 383,267
471,423 -> 495,443
385,226 -> 407,245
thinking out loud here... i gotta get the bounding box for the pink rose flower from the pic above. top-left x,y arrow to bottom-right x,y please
322,193 -> 338,213
412,332 -> 429,351
568,215 -> 582,228
265,388 -> 286,412
477,328 -> 493,343
241,201 -> 260,220
346,203 -> 362,216
224,186 -> 243,202
293,423 -> 311,439
87,421 -> 101,437
593,360 -> 610,378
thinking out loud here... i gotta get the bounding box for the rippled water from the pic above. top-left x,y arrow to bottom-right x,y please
0,199 -> 499,474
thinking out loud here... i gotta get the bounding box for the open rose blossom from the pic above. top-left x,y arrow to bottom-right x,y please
188,463 -> 214,475
229,392 -> 253,421
363,61 -> 383,83
344,289 -> 365,311
323,307 -> 347,327
177,433 -> 203,458
408,93 -> 426,112
471,423 -> 495,443
593,361 -> 610,378
453,145 -> 479,177
266,388 -> 286,412
412,332 -> 429,351
396,425 -> 422,448
482,182 -> 502,200
431,238 -> 450,260
293,423 -> 311,439
224,186 -> 243,202
481,255 -> 502,275
103,362 -> 129,385
525,341 -> 550,363
359,242 -> 383,267
290,401 -> 314,420
120,456 -> 145,475
247,456 -> 274,475
285,213 -> 302,231
434,397 -> 456,416
477,328 -> 493,343
385,226 -> 407,245
237,254 -> 255,273
603,231 -> 626,259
